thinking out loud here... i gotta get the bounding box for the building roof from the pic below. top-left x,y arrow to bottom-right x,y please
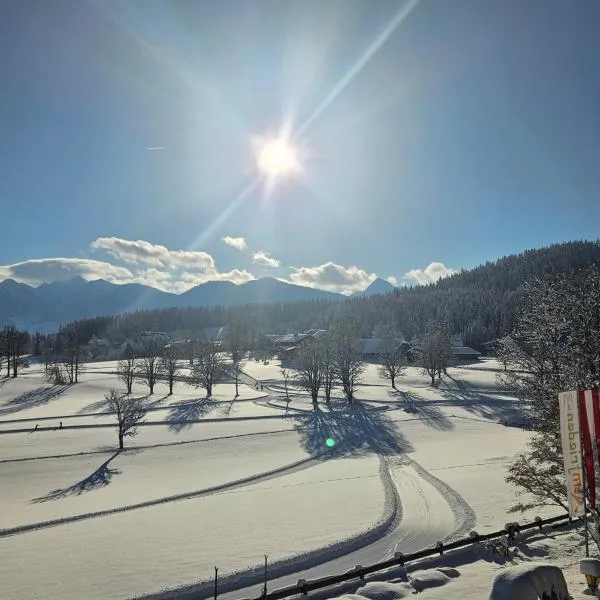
268,330 -> 327,345
355,338 -> 406,355
278,333 -> 309,345
202,326 -> 227,342
452,345 -> 481,356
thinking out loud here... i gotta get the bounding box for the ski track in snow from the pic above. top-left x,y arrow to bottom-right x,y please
134,454 -> 474,600
0,449 -> 334,539
0,427 -> 297,465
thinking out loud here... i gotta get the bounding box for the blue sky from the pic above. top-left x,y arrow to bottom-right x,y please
1,0 -> 599,294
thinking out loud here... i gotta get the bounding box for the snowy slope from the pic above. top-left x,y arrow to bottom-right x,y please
0,358 -> 551,600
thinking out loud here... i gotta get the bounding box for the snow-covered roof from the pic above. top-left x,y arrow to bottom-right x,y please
269,333 -> 309,345
452,345 -> 481,356
202,326 -> 227,342
355,338 -> 407,355
268,330 -> 327,345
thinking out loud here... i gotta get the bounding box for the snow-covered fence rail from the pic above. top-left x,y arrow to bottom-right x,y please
250,513 -> 572,600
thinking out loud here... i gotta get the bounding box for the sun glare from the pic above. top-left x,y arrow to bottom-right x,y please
257,138 -> 298,176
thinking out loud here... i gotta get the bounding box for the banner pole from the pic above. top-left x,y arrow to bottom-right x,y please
580,405 -> 590,558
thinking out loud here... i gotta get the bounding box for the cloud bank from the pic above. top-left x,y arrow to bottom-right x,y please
289,262 -> 378,295
405,262 -> 457,285
1,236 -> 406,296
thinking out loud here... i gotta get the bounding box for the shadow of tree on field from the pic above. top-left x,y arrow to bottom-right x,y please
31,452 -> 121,503
79,394 -> 152,416
439,375 -> 521,423
294,401 -> 413,458
402,391 -> 455,431
144,394 -> 170,409
0,385 -> 71,417
166,398 -> 217,432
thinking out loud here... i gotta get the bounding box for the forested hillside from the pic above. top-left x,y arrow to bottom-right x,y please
60,240 -> 600,349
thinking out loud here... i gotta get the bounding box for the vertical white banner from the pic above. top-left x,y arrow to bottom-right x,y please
559,390 -> 585,517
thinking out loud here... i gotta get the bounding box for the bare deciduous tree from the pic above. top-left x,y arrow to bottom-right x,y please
105,389 -> 146,449
331,321 -> 364,403
61,331 -> 85,384
117,346 -> 137,395
45,362 -> 68,385
1,327 -> 29,378
281,367 -> 291,403
136,337 -> 166,395
321,337 -> 336,403
160,345 -> 179,395
377,339 -> 406,390
414,323 -> 453,386
294,339 -> 323,406
225,321 -> 248,397
189,341 -> 225,397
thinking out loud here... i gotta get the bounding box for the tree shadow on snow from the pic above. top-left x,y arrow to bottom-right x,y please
402,391 -> 454,431
0,385 -> 71,417
294,401 -> 413,458
438,377 -> 522,423
31,452 -> 121,503
78,394 -> 152,416
166,397 -> 217,432
144,394 -> 170,409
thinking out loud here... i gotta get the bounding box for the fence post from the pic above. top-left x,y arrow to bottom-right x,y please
214,567 -> 218,600
262,555 -> 268,597
535,516 -> 543,532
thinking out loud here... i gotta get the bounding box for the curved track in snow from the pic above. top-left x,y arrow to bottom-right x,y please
135,454 -> 474,600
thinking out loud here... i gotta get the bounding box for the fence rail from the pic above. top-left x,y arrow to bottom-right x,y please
250,512 -> 573,600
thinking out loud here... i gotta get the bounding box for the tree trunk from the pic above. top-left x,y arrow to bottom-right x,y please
207,383 -> 212,397
169,379 -> 173,395
235,375 -> 239,397
118,433 -> 124,449
431,373 -> 435,386
149,380 -> 154,395
391,374 -> 396,389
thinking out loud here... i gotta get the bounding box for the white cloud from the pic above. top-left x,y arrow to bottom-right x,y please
0,258 -> 133,286
221,236 -> 247,251
176,269 -> 254,290
386,276 -> 399,286
83,236 -> 257,292
288,262 -> 377,294
405,262 -> 457,285
90,237 -> 215,271
252,251 -> 281,268
0,237 -> 260,294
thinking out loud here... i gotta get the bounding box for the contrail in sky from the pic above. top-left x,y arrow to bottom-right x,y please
146,146 -> 165,151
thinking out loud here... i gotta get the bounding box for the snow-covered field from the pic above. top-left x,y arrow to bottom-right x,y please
0,358 -> 571,600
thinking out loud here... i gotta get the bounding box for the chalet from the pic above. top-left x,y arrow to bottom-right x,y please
355,338 -> 409,362
450,336 -> 481,361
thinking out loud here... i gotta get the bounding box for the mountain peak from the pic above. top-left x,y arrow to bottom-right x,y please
354,278 -> 396,297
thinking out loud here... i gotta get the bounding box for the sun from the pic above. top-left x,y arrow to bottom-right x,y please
257,138 -> 299,176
